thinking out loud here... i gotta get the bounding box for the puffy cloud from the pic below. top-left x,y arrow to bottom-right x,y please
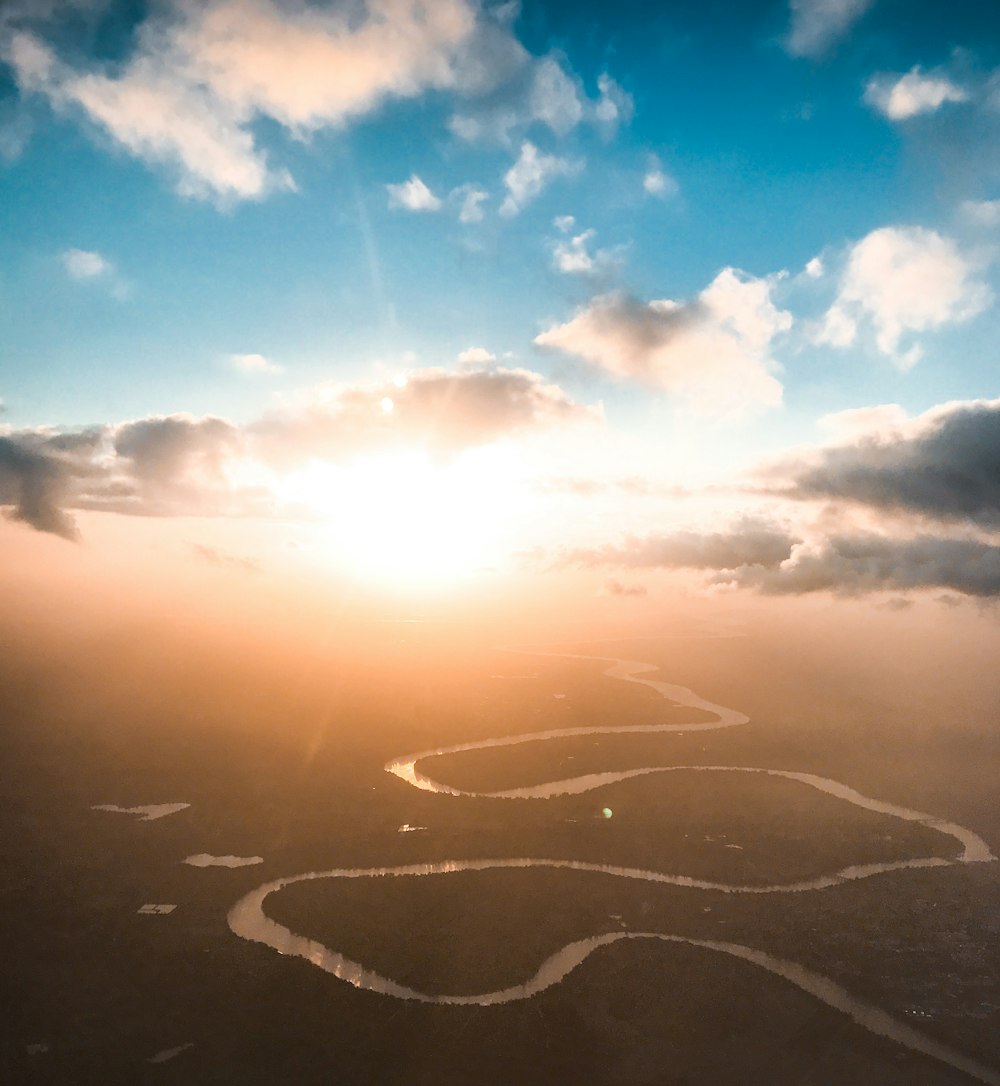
551,227 -> 622,277
786,398 -> 1000,527
642,154 -> 678,198
251,366 -> 597,464
566,519 -> 799,572
172,0 -> 478,129
113,415 -> 243,504
860,63 -> 1000,193
804,256 -> 824,278
5,26 -> 287,201
499,140 -> 579,216
448,54 -> 629,145
230,352 -> 282,375
816,402 -> 908,439
815,226 -> 991,367
0,427 -> 103,539
454,184 -> 488,223
535,268 -> 790,415
62,247 -> 110,279
386,174 -> 442,212
729,533 -> 1000,598
456,346 -> 496,365
593,73 -> 633,132
784,0 -> 876,57
864,67 -> 968,121
1,0 -> 562,201
961,199 -> 1000,228
525,55 -> 583,135
563,507 -> 1000,599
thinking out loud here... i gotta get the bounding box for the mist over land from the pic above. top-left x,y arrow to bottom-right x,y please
3,0 -> 1000,1080
2,526 -> 1000,1082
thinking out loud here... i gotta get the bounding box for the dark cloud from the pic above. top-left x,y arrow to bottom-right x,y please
789,399 -> 1000,526
0,427 -> 105,539
114,415 -> 241,492
562,512 -> 1000,599
728,534 -> 1000,598
566,519 -> 798,571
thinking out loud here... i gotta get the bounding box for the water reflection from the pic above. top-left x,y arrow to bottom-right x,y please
229,862 -> 1000,1084
92,802 -> 189,821
183,854 -> 263,868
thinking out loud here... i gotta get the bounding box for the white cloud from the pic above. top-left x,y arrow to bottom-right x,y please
593,73 -> 633,131
447,49 -> 631,144
4,30 -> 56,91
552,229 -> 597,274
642,154 -> 678,198
7,4 -> 627,203
553,214 -> 575,233
535,268 -> 790,416
551,228 -> 622,277
0,99 -> 32,162
817,403 -> 909,439
230,353 -> 282,375
2,1 -> 541,202
784,0 -> 876,57
526,55 -> 583,136
815,303 -> 857,348
457,346 -> 496,366
454,184 -> 488,223
447,53 -> 582,143
961,199 -> 1000,227
386,174 -> 442,212
252,366 -> 599,464
62,247 -> 110,279
804,256 -> 824,278
815,226 -> 992,366
6,26 -> 291,201
499,140 -> 578,216
174,0 -> 478,130
865,67 -> 969,121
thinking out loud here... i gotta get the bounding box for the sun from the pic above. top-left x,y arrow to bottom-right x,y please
276,444 -> 526,586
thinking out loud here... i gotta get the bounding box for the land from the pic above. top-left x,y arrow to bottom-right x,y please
1,608 -> 998,1084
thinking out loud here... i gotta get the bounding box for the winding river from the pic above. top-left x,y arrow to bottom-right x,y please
228,649 -> 999,1084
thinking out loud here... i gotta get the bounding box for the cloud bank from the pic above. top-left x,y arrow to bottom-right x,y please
565,516 -> 1000,599
786,398 -> 1000,527
0,365 -> 597,539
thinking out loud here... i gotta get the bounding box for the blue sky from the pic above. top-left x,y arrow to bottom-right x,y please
1,0 -> 999,600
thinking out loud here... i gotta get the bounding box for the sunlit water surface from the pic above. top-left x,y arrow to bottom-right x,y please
228,649 -> 998,1085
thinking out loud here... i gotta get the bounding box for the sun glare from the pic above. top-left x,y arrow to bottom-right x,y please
277,445 -> 525,586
